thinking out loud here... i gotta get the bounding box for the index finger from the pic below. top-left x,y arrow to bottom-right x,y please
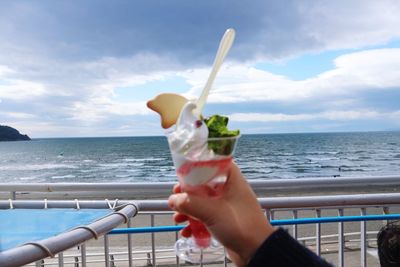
173,183 -> 182,194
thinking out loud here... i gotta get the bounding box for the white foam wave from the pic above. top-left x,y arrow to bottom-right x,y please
306,157 -> 339,161
123,158 -> 164,162
0,164 -> 78,171
82,159 -> 96,163
51,174 -> 76,179
98,162 -> 144,169
19,176 -> 40,181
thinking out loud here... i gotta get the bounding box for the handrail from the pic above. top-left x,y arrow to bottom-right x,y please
1,192 -> 400,210
0,204 -> 138,267
1,175 -> 400,198
1,194 -> 398,267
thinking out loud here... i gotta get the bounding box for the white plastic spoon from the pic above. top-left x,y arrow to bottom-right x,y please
193,28 -> 236,117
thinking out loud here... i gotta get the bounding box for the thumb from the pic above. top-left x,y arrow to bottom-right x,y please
168,193 -> 222,225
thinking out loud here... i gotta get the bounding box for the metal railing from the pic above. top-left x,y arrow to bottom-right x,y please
0,200 -> 138,267
1,178 -> 400,266
1,175 -> 400,200
1,192 -> 399,267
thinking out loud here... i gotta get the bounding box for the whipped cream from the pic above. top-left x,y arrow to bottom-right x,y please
167,101 -> 209,159
167,101 -> 233,186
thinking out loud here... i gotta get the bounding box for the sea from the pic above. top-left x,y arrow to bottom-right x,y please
0,132 -> 399,183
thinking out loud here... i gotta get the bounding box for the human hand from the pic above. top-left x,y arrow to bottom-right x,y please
168,162 -> 276,266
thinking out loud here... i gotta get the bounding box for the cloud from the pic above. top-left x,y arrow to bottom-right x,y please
0,79 -> 47,101
1,1 -> 400,136
1,1 -> 400,67
0,111 -> 35,119
181,48 -> 400,106
229,110 -> 397,122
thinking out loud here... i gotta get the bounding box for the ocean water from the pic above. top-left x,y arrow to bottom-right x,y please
0,132 -> 399,183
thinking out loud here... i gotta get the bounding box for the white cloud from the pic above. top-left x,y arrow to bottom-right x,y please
0,65 -> 14,76
0,79 -> 47,100
0,111 -> 35,119
69,97 -> 150,123
1,1 -> 400,136
180,48 -> 400,104
299,0 -> 400,51
230,110 -> 400,122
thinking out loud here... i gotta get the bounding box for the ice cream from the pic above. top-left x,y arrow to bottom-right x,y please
167,101 -> 226,187
147,94 -> 239,187
167,101 -> 209,158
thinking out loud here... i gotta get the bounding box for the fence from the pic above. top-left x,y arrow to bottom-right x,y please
1,177 -> 400,267
1,175 -> 400,199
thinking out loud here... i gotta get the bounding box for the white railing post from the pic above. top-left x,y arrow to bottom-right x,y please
80,243 -> 87,267
104,235 -> 110,267
127,218 -> 133,267
292,210 -> 298,240
151,214 -> 156,267
360,208 -> 367,267
175,221 -> 180,267
316,209 -> 321,256
58,252 -> 64,267
338,208 -> 344,267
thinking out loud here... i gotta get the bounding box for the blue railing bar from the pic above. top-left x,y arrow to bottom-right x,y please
271,213 -> 400,225
110,225 -> 184,234
109,213 -> 400,235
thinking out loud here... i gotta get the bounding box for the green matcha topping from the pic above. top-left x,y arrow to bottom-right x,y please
204,115 -> 240,138
204,115 -> 240,155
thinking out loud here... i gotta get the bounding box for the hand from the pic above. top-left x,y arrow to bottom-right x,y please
168,162 -> 276,266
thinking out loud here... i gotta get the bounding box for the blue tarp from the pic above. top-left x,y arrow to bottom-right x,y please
0,209 -> 110,252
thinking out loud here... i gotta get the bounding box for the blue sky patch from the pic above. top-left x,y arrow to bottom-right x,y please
114,76 -> 191,102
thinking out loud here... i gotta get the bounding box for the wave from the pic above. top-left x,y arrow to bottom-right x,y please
97,162 -> 145,169
306,157 -> 339,161
123,158 -> 165,162
304,151 -> 339,155
82,159 -> 96,163
0,164 -> 78,171
51,174 -> 77,179
18,176 -> 40,181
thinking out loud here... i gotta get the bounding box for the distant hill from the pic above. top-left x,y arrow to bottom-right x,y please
0,125 -> 31,141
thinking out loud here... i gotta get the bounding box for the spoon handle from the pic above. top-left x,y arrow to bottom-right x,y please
193,28 -> 236,117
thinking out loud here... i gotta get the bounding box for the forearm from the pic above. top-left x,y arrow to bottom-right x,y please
247,228 -> 333,267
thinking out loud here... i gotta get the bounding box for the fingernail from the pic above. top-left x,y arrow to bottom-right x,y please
168,195 -> 176,209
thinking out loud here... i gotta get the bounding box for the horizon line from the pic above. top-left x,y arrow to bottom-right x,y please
30,129 -> 400,139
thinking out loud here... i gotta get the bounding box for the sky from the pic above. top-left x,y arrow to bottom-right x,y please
1,0 -> 400,138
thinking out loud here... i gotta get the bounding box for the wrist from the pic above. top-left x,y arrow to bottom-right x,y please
239,223 -> 276,265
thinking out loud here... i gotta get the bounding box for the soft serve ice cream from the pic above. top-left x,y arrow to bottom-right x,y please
147,94 -> 239,187
167,101 -> 230,187
167,101 -> 209,159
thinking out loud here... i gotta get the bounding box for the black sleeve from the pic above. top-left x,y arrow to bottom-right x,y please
247,228 -> 333,267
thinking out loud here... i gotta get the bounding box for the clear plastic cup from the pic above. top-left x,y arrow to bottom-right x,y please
167,134 -> 240,263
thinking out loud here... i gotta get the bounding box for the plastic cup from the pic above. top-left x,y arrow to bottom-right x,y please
167,134 -> 240,263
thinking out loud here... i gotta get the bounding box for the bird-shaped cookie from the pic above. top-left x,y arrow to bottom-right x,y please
147,93 -> 189,129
